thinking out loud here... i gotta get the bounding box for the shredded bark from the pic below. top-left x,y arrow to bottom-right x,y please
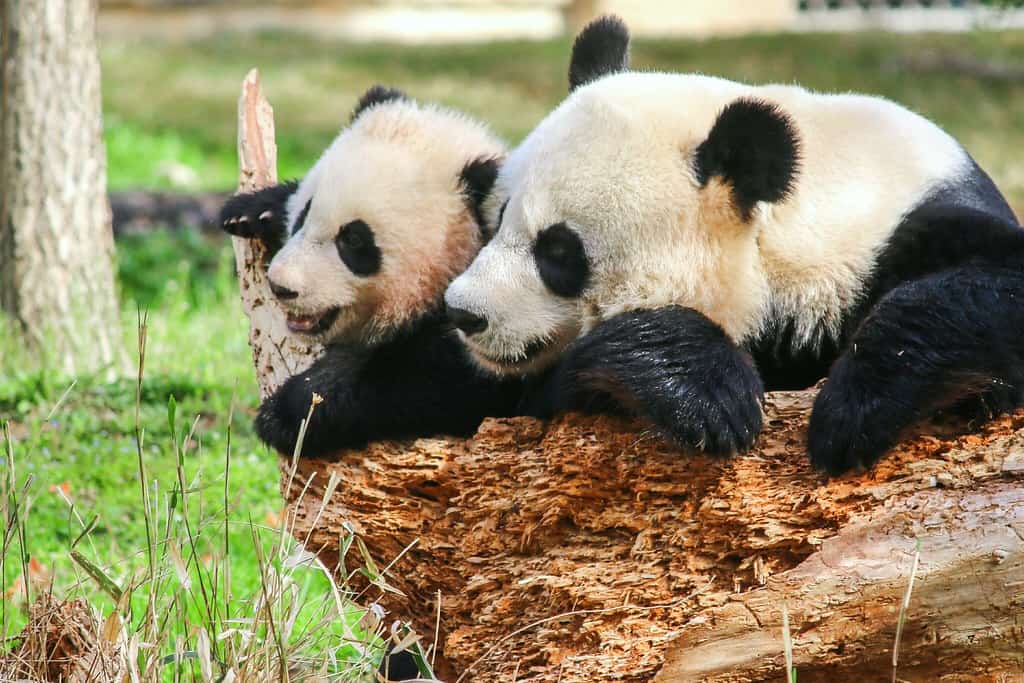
283,394 -> 1024,681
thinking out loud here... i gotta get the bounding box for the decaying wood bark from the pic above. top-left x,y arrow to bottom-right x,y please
235,77 -> 1024,682
0,0 -> 126,376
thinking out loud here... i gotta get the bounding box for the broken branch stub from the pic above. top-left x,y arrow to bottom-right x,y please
232,68 -> 320,398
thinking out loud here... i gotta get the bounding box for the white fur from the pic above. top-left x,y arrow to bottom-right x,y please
267,99 -> 505,345
446,72 -> 969,372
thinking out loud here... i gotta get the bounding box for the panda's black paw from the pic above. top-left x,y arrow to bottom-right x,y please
254,377 -> 318,457
807,360 -> 903,476
219,182 -> 296,242
945,382 -> 1024,425
657,365 -> 764,457
555,306 -> 765,458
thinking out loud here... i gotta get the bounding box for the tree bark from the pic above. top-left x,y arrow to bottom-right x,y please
234,78 -> 1024,683
231,69 -> 320,399
0,0 -> 125,376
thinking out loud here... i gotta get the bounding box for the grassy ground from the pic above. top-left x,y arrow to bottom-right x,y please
1,233 -> 398,678
1,232 -> 267,605
101,30 -> 1024,211
2,28 -> 1023,678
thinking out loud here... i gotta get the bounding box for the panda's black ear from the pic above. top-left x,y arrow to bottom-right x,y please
459,156 -> 501,230
351,85 -> 408,122
694,98 -> 800,222
568,15 -> 630,93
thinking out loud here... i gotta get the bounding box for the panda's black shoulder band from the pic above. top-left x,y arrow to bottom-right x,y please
694,97 -> 801,221
568,15 -> 630,92
351,85 -> 408,122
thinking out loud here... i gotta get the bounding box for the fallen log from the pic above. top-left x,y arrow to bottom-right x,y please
232,74 -> 1024,683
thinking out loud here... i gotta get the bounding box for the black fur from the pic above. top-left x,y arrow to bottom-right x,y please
351,85 -> 407,122
749,179 -> 1021,391
377,647 -> 420,682
459,156 -> 501,231
447,306 -> 487,336
747,318 -> 841,391
745,183 -> 1024,474
219,181 -> 298,256
527,306 -> 764,456
694,98 -> 800,221
534,222 -> 590,298
292,199 -> 312,235
808,265 -> 1024,474
946,153 -> 1019,225
336,219 -> 382,276
568,15 -> 630,92
803,197 -> 1024,473
497,199 -> 509,229
255,311 -> 523,458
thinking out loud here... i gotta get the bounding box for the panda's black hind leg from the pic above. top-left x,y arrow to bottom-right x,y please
808,266 -> 1024,475
219,180 -> 298,255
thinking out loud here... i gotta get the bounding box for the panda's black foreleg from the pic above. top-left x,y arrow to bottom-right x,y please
219,181 -> 298,256
535,306 -> 764,456
255,321 -> 523,458
254,346 -> 369,458
808,266 -> 1024,475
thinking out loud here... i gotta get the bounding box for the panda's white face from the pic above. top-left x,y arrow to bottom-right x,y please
445,75 -> 774,375
266,99 -> 504,346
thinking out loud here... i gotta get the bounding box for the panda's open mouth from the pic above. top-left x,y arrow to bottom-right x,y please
285,307 -> 341,335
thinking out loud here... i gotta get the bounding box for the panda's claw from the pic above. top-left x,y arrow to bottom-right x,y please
218,182 -> 297,248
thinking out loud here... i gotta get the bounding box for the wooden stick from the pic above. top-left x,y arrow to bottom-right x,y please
232,69 -> 320,399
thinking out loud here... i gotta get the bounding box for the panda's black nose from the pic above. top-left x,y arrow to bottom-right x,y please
447,306 -> 488,336
268,278 -> 299,301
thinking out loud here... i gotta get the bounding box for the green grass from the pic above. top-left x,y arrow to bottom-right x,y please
101,30 -> 1024,211
0,233 -> 423,679
0,233 -> 270,603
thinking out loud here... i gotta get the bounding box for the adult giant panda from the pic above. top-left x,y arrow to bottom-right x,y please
444,16 -> 1024,475
223,85 -> 521,459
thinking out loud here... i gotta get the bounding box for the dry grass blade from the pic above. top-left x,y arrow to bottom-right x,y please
782,600 -> 794,683
892,539 -> 922,683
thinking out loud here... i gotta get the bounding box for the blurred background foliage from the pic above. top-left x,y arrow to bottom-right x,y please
102,30 -> 1024,210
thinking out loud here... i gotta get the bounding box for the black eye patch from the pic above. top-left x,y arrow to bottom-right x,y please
534,222 -> 589,298
496,200 -> 509,229
336,219 -> 381,276
292,199 -> 312,235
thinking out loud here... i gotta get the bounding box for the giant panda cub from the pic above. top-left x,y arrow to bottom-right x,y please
445,16 -> 1024,475
222,85 -> 521,458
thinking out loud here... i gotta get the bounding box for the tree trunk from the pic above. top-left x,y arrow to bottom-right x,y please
0,0 -> 125,376
234,78 -> 1024,683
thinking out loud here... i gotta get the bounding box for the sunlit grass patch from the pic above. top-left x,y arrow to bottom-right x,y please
0,310 -> 434,680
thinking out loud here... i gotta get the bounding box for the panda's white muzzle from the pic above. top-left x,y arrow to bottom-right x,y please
444,243 -> 581,375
